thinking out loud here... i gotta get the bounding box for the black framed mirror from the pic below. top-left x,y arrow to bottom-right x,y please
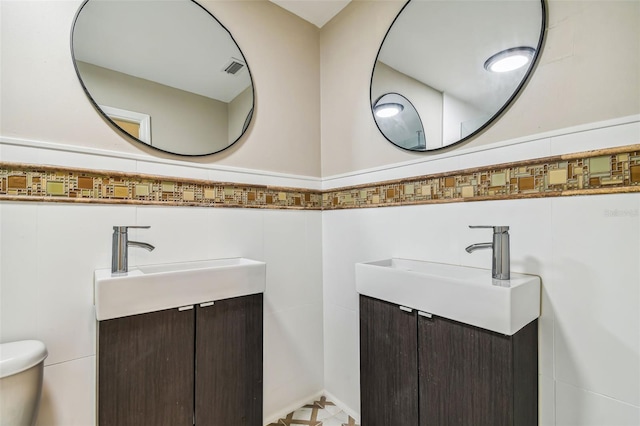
71,0 -> 254,156
371,0 -> 546,152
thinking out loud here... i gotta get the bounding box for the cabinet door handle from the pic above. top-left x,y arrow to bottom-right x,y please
200,301 -> 215,308
418,311 -> 433,318
178,305 -> 194,311
399,306 -> 413,313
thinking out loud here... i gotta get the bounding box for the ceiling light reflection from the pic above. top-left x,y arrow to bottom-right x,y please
484,47 -> 535,73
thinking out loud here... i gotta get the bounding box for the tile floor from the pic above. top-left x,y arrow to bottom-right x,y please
267,396 -> 359,426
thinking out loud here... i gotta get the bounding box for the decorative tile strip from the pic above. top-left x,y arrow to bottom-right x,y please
1,144 -> 639,210
322,144 -> 640,209
0,163 -> 323,210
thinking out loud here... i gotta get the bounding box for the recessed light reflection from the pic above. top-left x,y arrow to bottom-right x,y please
374,103 -> 404,118
484,47 -> 536,73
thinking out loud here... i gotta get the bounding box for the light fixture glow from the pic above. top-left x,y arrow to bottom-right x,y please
484,47 -> 535,73
374,103 -> 404,118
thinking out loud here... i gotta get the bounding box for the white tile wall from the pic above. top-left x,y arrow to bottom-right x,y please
135,161 -> 210,181
556,381 -> 640,426
0,204 -> 136,366
549,120 -> 640,156
263,304 -> 324,422
540,375 -> 556,426
262,210 -> 324,421
37,357 -> 96,426
322,304 -> 360,417
134,206 -> 220,265
1,204 -> 41,344
550,194 -> 640,406
37,205 -> 137,365
263,210 -> 323,314
0,139 -> 137,173
457,137 -> 552,170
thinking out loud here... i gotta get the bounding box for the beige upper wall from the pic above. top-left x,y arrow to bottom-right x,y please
320,0 -> 640,177
0,0 -> 321,176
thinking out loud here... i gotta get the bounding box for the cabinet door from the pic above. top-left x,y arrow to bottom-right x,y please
418,315 -> 514,426
360,295 -> 419,426
195,293 -> 263,426
98,308 -> 195,426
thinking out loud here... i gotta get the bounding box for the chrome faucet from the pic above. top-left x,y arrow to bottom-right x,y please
112,226 -> 155,275
465,225 -> 510,280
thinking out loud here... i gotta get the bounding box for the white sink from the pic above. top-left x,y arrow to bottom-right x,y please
94,258 -> 266,321
355,258 -> 540,335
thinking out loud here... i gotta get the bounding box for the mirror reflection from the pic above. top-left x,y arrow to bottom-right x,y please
373,93 -> 425,150
72,0 -> 254,156
371,0 -> 545,151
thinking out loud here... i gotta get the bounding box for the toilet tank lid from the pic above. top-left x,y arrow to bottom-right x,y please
0,340 -> 48,378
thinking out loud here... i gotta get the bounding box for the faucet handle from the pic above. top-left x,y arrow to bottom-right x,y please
113,226 -> 151,232
469,225 -> 509,233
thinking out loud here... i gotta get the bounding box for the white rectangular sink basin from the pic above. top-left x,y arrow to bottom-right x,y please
355,258 -> 540,335
95,258 -> 266,321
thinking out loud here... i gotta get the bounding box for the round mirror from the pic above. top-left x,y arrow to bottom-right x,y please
71,0 -> 254,156
371,0 -> 546,151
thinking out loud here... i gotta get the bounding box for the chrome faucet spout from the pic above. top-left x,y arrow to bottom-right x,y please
465,242 -> 493,253
466,226 -> 510,280
111,226 -> 154,275
128,241 -> 155,251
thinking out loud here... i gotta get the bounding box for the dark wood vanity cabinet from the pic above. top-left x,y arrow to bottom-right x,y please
360,295 -> 420,425
360,295 -> 537,426
195,293 -> 263,426
98,293 -> 263,426
98,307 -> 194,426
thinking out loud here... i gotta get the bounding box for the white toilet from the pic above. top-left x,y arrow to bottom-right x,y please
0,340 -> 48,426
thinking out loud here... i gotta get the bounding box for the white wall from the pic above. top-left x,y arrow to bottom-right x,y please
442,91 -> 486,144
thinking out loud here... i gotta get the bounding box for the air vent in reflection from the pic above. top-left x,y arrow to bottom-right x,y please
223,58 -> 245,75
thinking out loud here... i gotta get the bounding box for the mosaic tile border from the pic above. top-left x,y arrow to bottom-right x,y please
0,163 -> 322,210
324,144 -> 640,209
1,144 -> 639,210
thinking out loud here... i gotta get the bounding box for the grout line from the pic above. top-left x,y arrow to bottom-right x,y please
44,354 -> 95,368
